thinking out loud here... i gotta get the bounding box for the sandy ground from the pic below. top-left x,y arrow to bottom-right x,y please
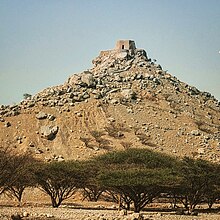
1,189 -> 220,220
0,206 -> 220,220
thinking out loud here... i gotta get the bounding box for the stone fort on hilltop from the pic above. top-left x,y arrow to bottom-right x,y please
99,40 -> 138,56
115,40 -> 136,50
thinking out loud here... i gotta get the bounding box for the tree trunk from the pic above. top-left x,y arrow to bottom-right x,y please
51,197 -> 59,208
134,202 -> 141,213
118,194 -> 122,211
126,201 -> 131,211
208,201 -> 213,209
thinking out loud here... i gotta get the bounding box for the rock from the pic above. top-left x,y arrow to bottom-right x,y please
48,114 -> 55,121
117,131 -> 124,137
189,86 -> 200,95
198,148 -> 205,154
110,99 -> 118,104
36,112 -> 47,120
81,71 -> 96,87
27,102 -> 35,108
29,142 -> 35,147
40,125 -> 59,140
35,149 -> 43,154
157,212 -> 163,216
191,211 -> 199,216
22,211 -> 29,217
67,74 -> 80,85
121,89 -> 136,100
108,117 -> 115,122
127,108 -> 133,113
129,212 -> 144,220
135,49 -> 147,57
114,75 -> 122,82
5,121 -> 11,127
119,209 -> 127,216
93,147 -> 99,151
57,155 -> 65,162
11,214 -> 22,220
116,51 -> 128,59
191,130 -> 200,136
77,112 -> 82,117
46,213 -> 54,218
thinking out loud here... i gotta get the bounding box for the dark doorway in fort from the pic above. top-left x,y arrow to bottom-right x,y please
122,45 -> 125,49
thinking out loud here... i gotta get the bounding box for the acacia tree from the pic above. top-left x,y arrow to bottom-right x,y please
5,153 -> 37,205
204,187 -> 220,209
33,161 -> 84,208
0,148 -> 13,194
176,157 -> 219,214
204,163 -> 220,209
96,148 -> 180,212
80,160 -> 105,202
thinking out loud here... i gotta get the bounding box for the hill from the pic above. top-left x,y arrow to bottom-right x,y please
0,40 -> 219,162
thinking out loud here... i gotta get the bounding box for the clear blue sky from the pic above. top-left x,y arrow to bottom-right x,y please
0,0 -> 220,105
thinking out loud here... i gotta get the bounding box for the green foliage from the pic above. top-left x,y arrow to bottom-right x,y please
80,160 -> 104,202
5,153 -> 38,205
1,147 -> 220,212
0,148 -> 12,194
95,148 -> 180,212
95,148 -> 178,169
23,93 -> 32,100
0,149 -> 38,205
174,157 -> 219,213
33,161 -> 85,208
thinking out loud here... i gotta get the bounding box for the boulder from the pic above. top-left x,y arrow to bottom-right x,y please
0,118 -> 5,122
11,214 -> 22,220
191,130 -> 200,136
116,51 -> 128,59
81,71 -> 96,87
40,125 -> 59,140
5,121 -> 11,127
36,111 -> 47,120
67,74 -> 80,85
121,89 -> 136,100
57,156 -> 65,162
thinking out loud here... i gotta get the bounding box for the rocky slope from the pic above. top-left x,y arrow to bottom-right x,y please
0,41 -> 220,162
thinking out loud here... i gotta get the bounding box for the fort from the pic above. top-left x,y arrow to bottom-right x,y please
115,40 -> 136,50
99,39 -> 136,56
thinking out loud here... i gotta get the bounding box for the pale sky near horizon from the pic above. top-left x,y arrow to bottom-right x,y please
0,0 -> 220,105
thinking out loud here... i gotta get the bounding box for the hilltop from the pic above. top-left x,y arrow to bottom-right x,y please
0,40 -> 219,162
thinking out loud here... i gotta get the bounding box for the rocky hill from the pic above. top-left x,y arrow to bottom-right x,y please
0,40 -> 220,163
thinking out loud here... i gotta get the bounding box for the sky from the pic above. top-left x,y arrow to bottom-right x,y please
0,0 -> 220,105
